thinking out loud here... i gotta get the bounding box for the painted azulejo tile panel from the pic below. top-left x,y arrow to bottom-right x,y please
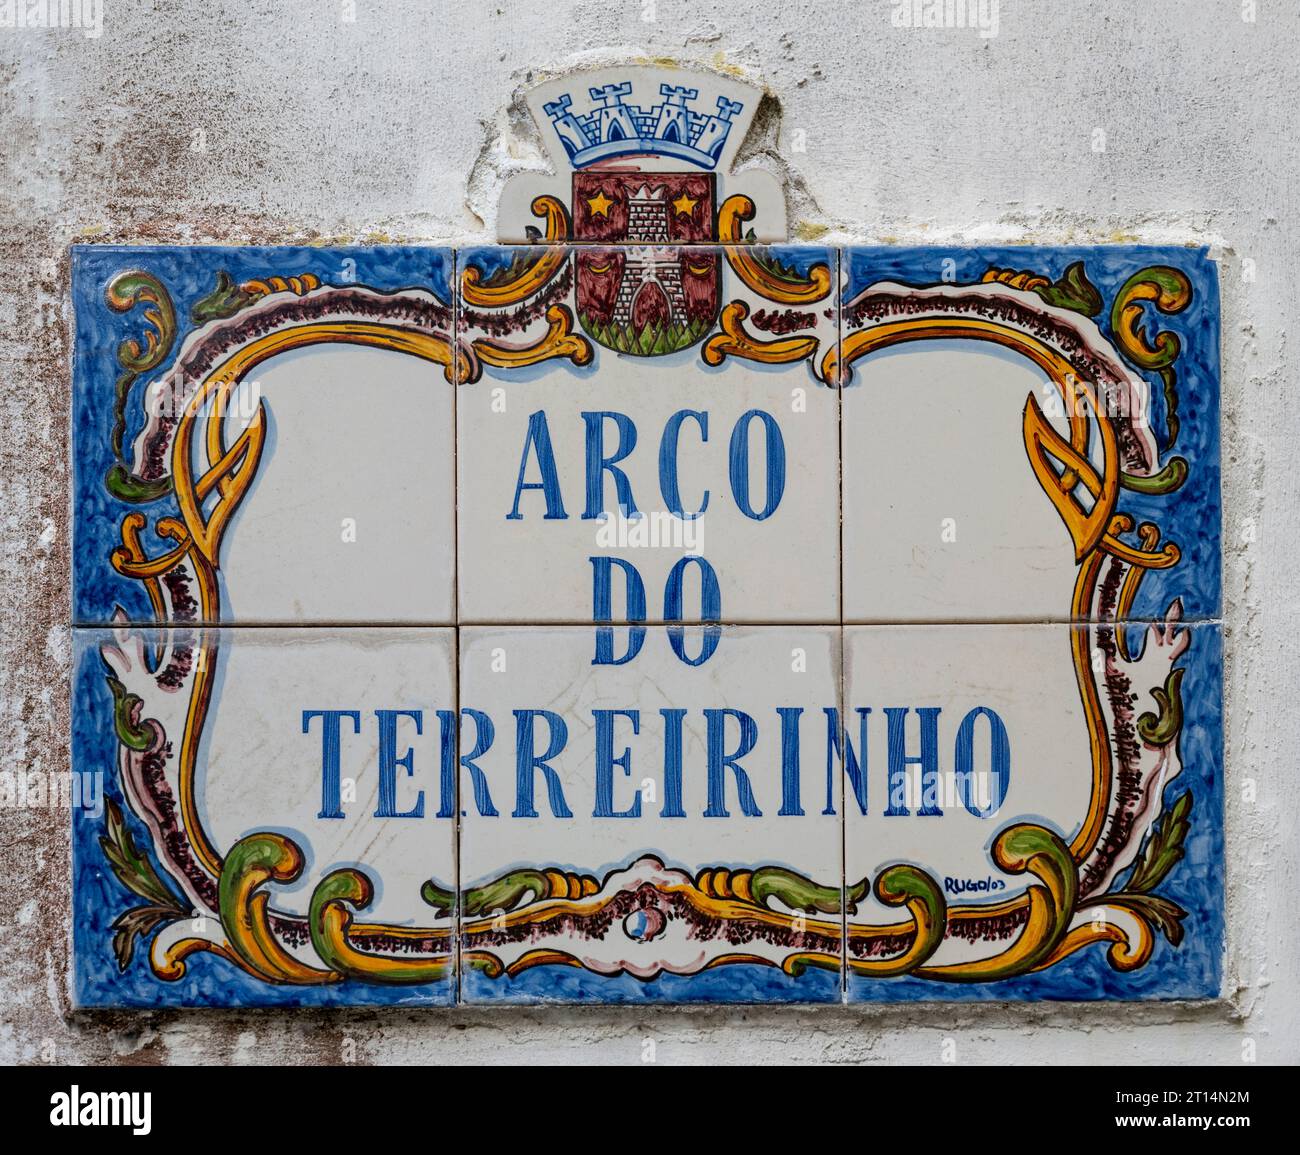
841,622 -> 1222,1001
456,243 -> 839,624
72,245 -> 457,626
457,625 -> 843,1004
72,627 -> 457,1007
67,66 -> 1225,1007
840,246 -> 1220,625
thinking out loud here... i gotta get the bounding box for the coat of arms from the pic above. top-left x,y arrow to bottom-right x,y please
468,66 -> 821,367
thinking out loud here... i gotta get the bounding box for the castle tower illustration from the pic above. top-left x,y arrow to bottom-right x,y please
540,80 -> 743,169
611,184 -> 688,330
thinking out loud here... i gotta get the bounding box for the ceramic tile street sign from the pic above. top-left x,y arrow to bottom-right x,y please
68,65 -> 1222,1006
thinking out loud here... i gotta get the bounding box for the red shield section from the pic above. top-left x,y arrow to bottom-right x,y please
573,171 -> 715,243
573,172 -> 719,355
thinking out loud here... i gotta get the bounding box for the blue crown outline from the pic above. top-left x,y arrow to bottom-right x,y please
543,82 -> 743,171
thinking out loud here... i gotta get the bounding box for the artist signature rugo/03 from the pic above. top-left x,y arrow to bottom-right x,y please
943,875 -> 1008,896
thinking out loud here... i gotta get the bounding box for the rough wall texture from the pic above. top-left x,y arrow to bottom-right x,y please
1,0 -> 1296,1065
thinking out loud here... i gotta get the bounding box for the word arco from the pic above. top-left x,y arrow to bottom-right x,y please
508,408 -> 787,523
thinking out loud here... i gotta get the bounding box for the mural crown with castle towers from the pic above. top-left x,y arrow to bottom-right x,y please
542,81 -> 744,171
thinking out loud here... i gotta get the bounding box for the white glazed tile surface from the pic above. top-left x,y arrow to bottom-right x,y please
218,346 -> 455,623
842,341 -> 1080,622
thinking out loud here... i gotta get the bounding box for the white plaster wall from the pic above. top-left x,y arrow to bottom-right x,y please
1,0 -> 1296,1065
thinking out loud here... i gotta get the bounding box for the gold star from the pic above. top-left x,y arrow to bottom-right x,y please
671,192 -> 698,217
586,191 -> 615,218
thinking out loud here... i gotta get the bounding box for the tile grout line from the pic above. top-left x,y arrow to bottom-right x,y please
837,250 -> 848,1003
68,618 -> 1231,630
451,248 -> 462,1007
452,624 -> 462,1007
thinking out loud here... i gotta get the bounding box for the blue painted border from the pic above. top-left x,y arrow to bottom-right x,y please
461,961 -> 840,1005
